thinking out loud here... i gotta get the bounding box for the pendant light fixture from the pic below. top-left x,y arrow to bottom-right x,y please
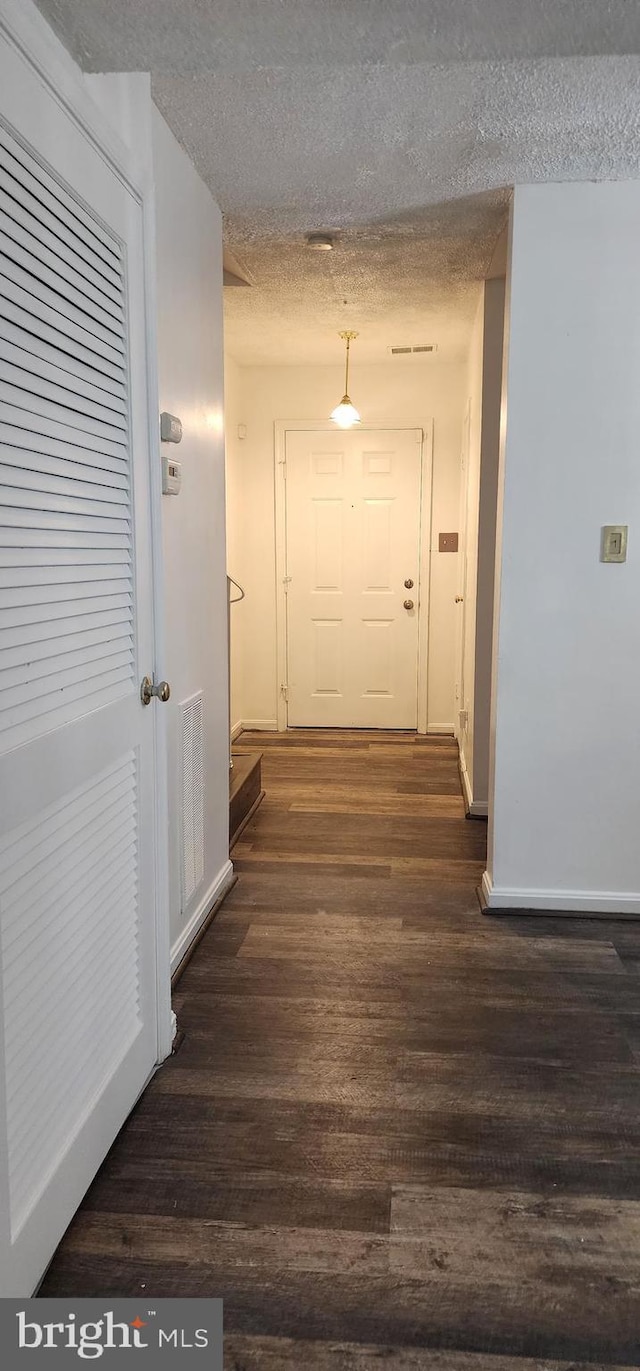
330,331 -> 361,428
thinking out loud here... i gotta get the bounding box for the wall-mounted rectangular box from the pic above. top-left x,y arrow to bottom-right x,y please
601,525 -> 628,563
439,532 -> 458,552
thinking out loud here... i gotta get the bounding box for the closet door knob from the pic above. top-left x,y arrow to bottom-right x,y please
141,676 -> 171,706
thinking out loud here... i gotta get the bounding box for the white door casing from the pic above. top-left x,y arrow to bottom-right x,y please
454,400 -> 471,739
0,13 -> 165,1295
284,427 -> 424,729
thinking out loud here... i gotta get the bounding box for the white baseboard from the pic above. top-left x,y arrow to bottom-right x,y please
242,718 -> 278,732
171,859 -> 235,974
459,749 -> 488,817
459,750 -> 472,810
427,723 -> 454,735
481,870 -> 640,916
230,721 -> 243,742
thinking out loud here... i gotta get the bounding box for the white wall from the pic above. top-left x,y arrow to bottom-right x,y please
473,277 -> 505,811
458,279 -> 505,815
457,293 -> 484,799
152,110 -> 232,960
224,353 -> 245,735
84,81 -> 232,965
486,181 -> 640,913
225,360 -> 465,731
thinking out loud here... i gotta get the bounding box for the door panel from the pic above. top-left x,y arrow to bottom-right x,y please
0,30 -> 159,1294
286,428 -> 423,728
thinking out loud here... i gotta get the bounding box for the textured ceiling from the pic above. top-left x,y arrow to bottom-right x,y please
36,1 -> 640,364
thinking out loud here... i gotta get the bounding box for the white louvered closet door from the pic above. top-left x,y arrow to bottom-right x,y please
0,26 -> 161,1294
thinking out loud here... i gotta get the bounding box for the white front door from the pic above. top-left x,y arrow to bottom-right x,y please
285,427 -> 423,728
0,29 -> 162,1294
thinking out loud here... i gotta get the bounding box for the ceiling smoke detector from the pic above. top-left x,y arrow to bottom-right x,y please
306,232 -> 335,251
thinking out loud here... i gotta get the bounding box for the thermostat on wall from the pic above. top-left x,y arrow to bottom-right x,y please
162,452 -> 182,495
160,411 -> 183,443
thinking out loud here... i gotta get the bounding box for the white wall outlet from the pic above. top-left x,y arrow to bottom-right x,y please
601,525 -> 628,563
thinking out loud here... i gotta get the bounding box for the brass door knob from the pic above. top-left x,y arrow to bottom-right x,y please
403,599 -> 414,610
141,676 -> 171,706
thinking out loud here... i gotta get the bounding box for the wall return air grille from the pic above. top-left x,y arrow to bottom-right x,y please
180,692 -> 205,908
389,344 -> 437,356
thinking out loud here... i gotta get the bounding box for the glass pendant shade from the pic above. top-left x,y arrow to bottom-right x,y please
330,331 -> 361,427
330,396 -> 361,428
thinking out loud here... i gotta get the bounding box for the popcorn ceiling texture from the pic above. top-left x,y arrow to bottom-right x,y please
36,1 -> 640,362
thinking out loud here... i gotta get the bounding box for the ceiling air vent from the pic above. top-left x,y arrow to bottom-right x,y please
390,344 -> 437,356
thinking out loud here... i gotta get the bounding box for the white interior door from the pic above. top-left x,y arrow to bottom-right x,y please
0,30 -> 161,1294
285,427 -> 423,728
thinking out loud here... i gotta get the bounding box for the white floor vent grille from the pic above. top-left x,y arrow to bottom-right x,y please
181,692 -> 205,907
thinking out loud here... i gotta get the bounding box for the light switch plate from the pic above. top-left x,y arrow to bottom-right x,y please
601,525 -> 628,563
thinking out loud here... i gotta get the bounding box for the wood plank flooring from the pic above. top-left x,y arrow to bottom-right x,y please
40,731 -> 640,1370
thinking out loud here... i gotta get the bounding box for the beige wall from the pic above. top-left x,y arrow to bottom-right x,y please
152,109 -> 231,964
224,354 -> 245,735
457,294 -> 484,794
457,281 -> 505,814
225,359 -> 466,731
487,182 -> 640,912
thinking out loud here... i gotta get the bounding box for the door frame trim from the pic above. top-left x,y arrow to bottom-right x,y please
274,419 -> 434,733
0,0 -> 172,1064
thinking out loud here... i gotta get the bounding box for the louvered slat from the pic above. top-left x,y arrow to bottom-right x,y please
0,123 -> 121,267
0,161 -> 122,294
0,527 -> 130,550
0,327 -> 128,408
2,792 -> 135,925
0,750 -> 140,1234
0,122 -> 133,752
0,620 -> 132,673
0,234 -> 124,349
0,760 -> 135,884
2,798 -> 135,932
0,507 -> 130,534
0,204 -> 124,324
1,406 -> 127,459
0,561 -> 129,587
0,637 -> 133,692
0,190 -> 124,312
1,361 -> 128,432
0,446 -> 128,492
0,291 -> 125,383
2,604 -> 130,653
0,272 -> 125,372
0,342 -> 127,416
0,465 -> 128,506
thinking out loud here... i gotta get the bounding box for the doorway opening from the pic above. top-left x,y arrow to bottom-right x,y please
275,422 -> 432,732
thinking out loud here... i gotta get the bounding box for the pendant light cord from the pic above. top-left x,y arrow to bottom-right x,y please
344,334 -> 350,396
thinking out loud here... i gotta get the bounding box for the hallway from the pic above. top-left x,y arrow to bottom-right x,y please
42,733 -> 640,1369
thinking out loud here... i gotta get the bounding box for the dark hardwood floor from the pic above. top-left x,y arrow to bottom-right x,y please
41,731 -> 640,1370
